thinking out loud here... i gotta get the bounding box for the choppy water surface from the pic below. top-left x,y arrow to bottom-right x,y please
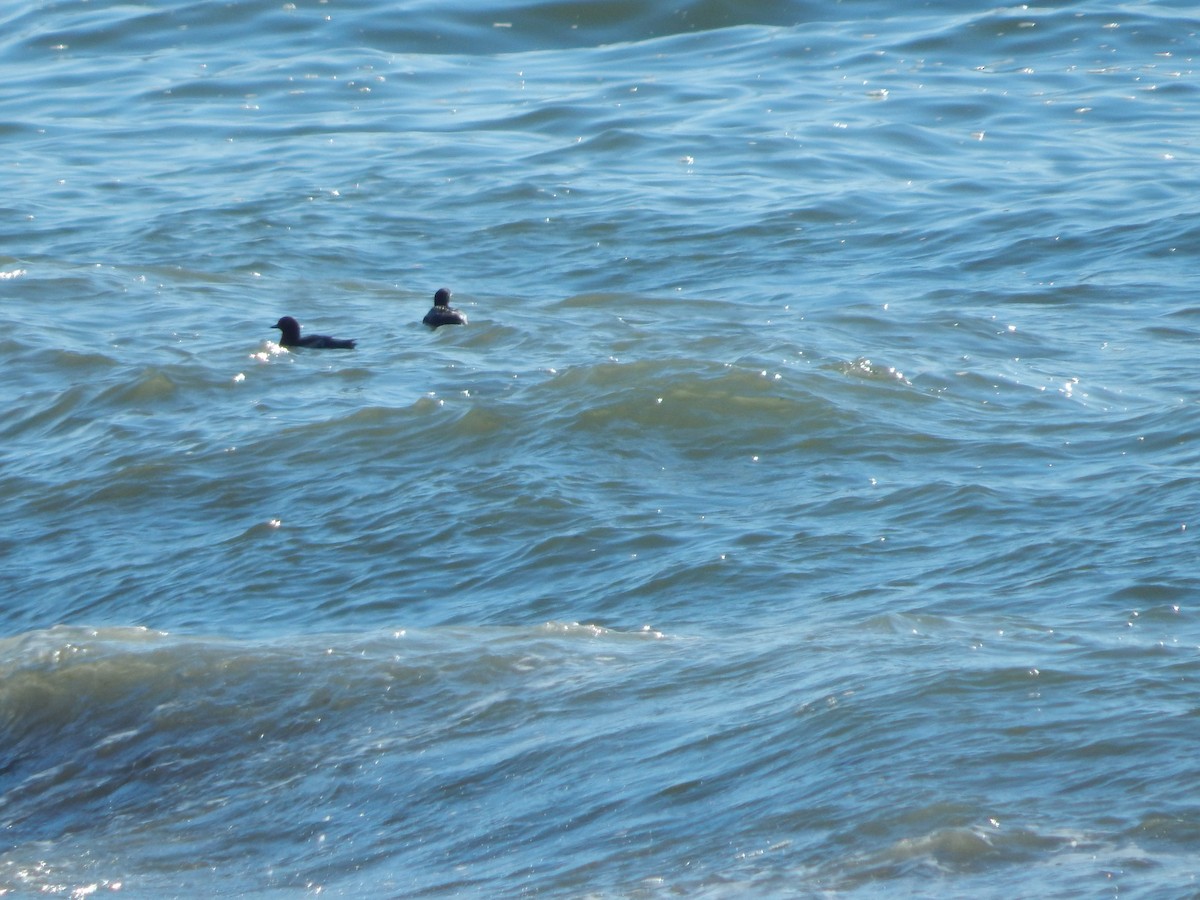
2,0 -> 1200,896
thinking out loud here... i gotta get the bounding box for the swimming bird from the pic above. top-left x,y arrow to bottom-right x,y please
272,316 -> 357,349
423,288 -> 468,328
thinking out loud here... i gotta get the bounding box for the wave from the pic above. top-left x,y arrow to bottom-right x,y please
0,623 -> 668,858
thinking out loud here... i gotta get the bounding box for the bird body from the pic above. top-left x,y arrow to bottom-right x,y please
273,316 -> 357,349
423,288 -> 467,328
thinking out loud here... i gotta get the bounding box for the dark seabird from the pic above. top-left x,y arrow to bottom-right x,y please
422,288 -> 468,328
272,316 -> 357,349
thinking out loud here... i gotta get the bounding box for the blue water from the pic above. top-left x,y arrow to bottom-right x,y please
3,0 -> 1200,896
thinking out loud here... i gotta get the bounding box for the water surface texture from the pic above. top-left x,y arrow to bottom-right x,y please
3,0 -> 1200,896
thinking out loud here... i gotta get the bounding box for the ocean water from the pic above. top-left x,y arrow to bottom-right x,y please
3,0 -> 1200,895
